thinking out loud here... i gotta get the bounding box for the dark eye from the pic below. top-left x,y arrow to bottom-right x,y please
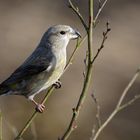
60,31 -> 66,35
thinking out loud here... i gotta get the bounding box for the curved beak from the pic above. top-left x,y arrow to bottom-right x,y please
75,30 -> 81,38
70,29 -> 81,39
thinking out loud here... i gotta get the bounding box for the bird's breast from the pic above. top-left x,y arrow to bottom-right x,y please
39,49 -> 66,91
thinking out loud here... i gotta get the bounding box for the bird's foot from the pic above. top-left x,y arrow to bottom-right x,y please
35,104 -> 45,113
53,80 -> 62,89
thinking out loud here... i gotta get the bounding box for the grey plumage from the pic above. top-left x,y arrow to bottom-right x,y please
0,25 -> 80,112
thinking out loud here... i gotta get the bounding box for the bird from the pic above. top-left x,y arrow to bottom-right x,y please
0,25 -> 81,113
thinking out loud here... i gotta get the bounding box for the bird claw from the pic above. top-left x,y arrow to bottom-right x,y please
53,80 -> 62,89
35,104 -> 45,113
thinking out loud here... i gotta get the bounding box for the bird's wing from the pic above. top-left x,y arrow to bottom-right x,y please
0,46 -> 55,87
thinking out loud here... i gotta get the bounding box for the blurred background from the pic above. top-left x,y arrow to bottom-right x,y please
0,0 -> 140,140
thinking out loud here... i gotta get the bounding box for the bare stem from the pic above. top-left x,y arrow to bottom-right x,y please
91,94 -> 101,128
92,22 -> 111,64
118,94 -> 140,111
68,0 -> 88,32
93,0 -> 108,26
116,67 -> 140,108
60,0 -> 94,140
65,35 -> 87,71
92,67 -> 140,140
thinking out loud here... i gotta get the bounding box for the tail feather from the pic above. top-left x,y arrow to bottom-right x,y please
0,84 -> 10,95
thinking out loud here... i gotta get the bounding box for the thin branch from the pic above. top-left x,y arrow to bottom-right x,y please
118,94 -> 140,111
116,67 -> 140,108
60,0 -> 94,139
68,0 -> 88,32
64,35 -> 86,71
91,22 -> 111,64
88,0 -> 94,62
90,125 -> 96,140
92,67 -> 140,140
91,93 -> 101,128
93,0 -> 108,26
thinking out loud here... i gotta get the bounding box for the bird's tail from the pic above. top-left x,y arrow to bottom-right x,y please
0,84 -> 9,96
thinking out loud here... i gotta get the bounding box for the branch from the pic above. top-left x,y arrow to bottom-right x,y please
92,67 -> 140,140
91,22 -> 111,64
116,67 -> 140,108
118,94 -> 140,111
59,0 -> 94,139
68,0 -> 88,32
93,0 -> 108,27
64,35 -> 86,71
91,93 -> 101,128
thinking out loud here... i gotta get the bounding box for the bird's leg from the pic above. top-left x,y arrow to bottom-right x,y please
53,79 -> 62,89
31,99 -> 45,113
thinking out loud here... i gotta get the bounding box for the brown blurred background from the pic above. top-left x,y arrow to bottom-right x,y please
0,0 -> 140,140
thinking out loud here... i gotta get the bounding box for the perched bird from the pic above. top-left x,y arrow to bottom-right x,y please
0,25 -> 81,113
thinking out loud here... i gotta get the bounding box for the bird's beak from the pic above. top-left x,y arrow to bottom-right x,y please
70,29 -> 81,39
75,30 -> 81,38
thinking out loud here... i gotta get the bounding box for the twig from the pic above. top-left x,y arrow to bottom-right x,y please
68,0 -> 88,32
91,22 -> 111,64
90,125 -> 96,140
91,93 -> 101,128
116,67 -> 140,109
118,94 -> 140,111
60,0 -> 94,139
64,35 -> 86,71
92,67 -> 140,140
93,0 -> 108,26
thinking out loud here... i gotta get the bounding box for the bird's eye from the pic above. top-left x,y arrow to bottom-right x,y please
60,31 -> 66,35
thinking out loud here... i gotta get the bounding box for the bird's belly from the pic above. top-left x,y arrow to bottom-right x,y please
26,50 -> 66,98
34,57 -> 66,94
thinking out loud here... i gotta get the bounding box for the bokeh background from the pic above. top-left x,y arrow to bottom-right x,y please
0,0 -> 140,140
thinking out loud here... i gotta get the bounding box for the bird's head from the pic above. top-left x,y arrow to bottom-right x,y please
40,25 -> 81,49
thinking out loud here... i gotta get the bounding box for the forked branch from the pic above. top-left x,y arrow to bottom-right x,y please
92,67 -> 140,140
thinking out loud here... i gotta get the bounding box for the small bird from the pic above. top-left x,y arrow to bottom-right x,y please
0,25 -> 81,113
